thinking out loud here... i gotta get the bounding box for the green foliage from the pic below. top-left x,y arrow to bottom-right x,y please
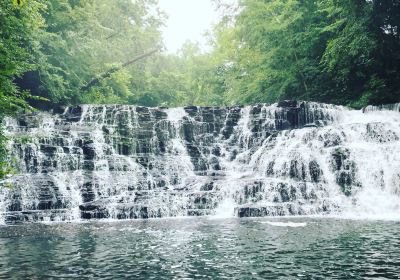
0,128 -> 19,183
205,0 -> 400,107
16,0 -> 164,107
0,0 -> 43,114
0,126 -> 10,180
1,0 -> 399,110
0,0 -> 45,179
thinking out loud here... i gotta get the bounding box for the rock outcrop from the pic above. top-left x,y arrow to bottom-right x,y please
1,101 -> 399,223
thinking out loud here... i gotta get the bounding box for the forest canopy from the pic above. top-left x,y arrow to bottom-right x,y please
1,0 -> 399,113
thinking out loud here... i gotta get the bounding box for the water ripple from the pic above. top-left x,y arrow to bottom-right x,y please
0,218 -> 399,279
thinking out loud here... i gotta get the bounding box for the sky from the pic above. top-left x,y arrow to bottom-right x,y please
158,0 -> 219,53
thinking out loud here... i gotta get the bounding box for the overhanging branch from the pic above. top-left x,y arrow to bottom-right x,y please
81,47 -> 161,92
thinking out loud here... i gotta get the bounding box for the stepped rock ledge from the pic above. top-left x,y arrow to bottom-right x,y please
1,101 -> 399,224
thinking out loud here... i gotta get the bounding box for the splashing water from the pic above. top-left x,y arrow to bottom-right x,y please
213,198 -> 236,218
262,221 -> 307,227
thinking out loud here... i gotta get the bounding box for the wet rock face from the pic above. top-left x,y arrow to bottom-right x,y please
1,101 -> 399,223
330,148 -> 359,196
236,204 -> 305,217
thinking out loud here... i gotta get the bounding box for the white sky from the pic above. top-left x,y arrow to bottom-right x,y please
158,0 -> 219,53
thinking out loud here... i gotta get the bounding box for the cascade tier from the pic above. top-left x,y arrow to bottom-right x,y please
1,101 -> 399,224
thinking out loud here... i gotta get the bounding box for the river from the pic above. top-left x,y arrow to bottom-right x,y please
1,217 -> 399,279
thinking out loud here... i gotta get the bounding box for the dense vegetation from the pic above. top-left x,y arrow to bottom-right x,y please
218,0 -> 400,107
1,0 -> 399,178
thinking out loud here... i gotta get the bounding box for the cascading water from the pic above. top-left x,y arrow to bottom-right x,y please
0,101 -> 399,224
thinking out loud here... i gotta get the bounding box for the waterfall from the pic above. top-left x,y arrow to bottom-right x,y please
1,101 -> 399,224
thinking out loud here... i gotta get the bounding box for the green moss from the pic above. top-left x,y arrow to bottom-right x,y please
1,181 -> 15,189
12,135 -> 34,145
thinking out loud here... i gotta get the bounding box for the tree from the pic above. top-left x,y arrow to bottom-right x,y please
0,0 -> 45,179
17,0 -> 164,108
206,0 -> 400,107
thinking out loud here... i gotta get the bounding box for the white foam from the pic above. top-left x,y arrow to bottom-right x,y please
262,221 -> 307,227
165,107 -> 188,124
213,198 -> 236,218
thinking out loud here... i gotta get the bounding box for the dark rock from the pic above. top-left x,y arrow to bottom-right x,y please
236,205 -> 286,217
65,106 -> 83,122
309,160 -> 321,182
40,145 -> 58,155
200,182 -> 214,191
331,148 -> 359,196
82,141 -> 96,160
53,106 -> 66,115
278,100 -> 298,108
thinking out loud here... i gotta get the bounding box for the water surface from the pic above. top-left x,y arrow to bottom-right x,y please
0,217 -> 399,279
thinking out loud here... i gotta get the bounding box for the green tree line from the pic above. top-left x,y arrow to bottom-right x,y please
1,0 -> 399,178
212,0 -> 400,107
